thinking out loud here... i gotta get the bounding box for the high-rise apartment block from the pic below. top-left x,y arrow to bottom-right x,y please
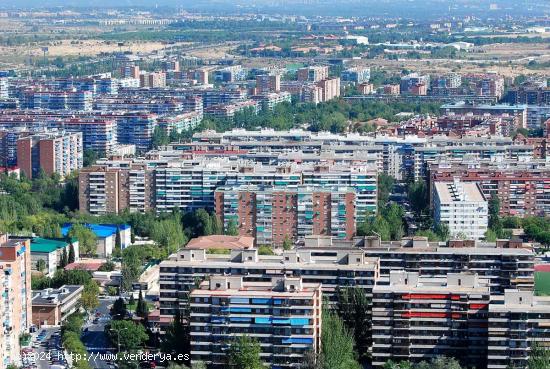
256,74 -> 281,93
372,271 -> 491,368
316,77 -> 341,101
16,131 -> 83,179
341,67 -> 370,84
488,290 -> 550,369
190,276 -> 322,368
433,179 -> 488,240
159,248 -> 379,317
215,185 -> 356,245
297,66 -> 329,82
0,234 -> 32,368
359,236 -> 535,293
400,73 -> 430,94
139,71 -> 167,88
429,160 -> 550,217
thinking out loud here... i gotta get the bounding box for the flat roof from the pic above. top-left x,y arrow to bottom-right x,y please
435,181 -> 485,203
30,237 -> 69,253
187,235 -> 255,250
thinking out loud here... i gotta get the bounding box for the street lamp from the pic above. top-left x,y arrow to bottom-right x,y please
109,327 -> 128,353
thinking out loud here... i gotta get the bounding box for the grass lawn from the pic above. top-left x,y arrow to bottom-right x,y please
535,272 -> 550,296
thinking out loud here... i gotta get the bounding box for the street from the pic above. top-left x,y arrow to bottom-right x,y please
81,297 -> 116,369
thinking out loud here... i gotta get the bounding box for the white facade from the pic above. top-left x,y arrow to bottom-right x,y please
433,179 -> 488,240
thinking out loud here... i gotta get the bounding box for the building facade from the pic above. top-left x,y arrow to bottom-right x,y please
433,180 -> 488,240
190,276 -> 322,368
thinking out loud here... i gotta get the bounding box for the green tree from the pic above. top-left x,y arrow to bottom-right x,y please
528,342 -> 550,369
105,320 -> 149,352
336,287 -> 371,362
68,243 -> 76,264
226,219 -> 239,236
36,259 -> 46,273
110,297 -> 127,320
434,222 -> 450,241
321,310 -> 361,369
378,173 -> 395,207
211,213 -> 223,235
485,229 -> 498,242
135,288 -> 149,319
163,309 -> 190,363
282,236 -> 292,250
407,180 -> 429,215
258,245 -> 275,255
81,280 -> 100,313
115,225 -> 122,252
228,335 -> 265,369
60,247 -> 68,268
68,224 -> 97,256
488,194 -> 502,232
195,209 -> 213,236
414,357 -> 463,369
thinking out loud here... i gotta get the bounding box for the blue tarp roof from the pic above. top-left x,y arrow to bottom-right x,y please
61,223 -> 129,239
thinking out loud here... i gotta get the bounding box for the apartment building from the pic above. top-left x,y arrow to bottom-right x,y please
215,185 -> 356,245
429,160 -> 550,217
400,73 -> 430,94
341,67 -> 370,84
78,157 -> 378,217
21,90 -> 93,111
316,77 -> 341,102
256,74 -> 281,93
115,113 -> 156,152
297,66 -> 329,82
0,270 -> 5,369
463,73 -> 505,99
139,71 -> 167,88
79,162 -> 155,214
372,271 -> 491,368
488,290 -> 550,369
204,100 -> 260,120
159,248 -> 379,317
58,118 -> 117,153
433,179 -> 488,240
506,84 -> 550,105
16,131 -> 83,179
190,276 -> 322,369
358,236 -> 535,293
251,91 -> 292,111
0,234 -> 32,368
214,66 -> 247,83
0,77 -> 8,99
156,111 -> 203,135
121,65 -> 140,79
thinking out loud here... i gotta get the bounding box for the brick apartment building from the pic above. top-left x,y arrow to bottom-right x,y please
16,131 -> 83,179
214,185 -> 356,245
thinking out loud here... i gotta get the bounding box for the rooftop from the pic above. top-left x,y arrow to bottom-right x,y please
435,180 -> 485,203
30,237 -> 70,253
186,235 -> 255,250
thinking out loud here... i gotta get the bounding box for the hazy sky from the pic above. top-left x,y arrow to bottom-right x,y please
2,0 -> 548,18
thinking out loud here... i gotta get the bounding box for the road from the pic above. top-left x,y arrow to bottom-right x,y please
81,297 -> 115,369
33,326 -> 61,369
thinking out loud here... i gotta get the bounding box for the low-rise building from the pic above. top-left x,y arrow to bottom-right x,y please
31,285 -> 83,327
61,223 -> 131,257
190,276 -> 322,368
30,237 -> 79,276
